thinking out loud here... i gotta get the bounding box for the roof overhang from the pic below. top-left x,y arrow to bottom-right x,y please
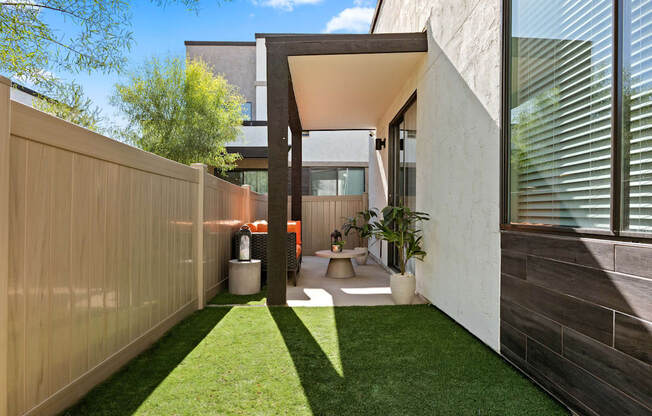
265,32 -> 428,131
288,52 -> 425,130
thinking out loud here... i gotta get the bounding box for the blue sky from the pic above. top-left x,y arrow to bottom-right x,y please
43,0 -> 376,126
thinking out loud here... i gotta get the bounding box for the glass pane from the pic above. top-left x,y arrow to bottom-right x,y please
337,168 -> 365,195
622,0 -> 652,232
403,101 -> 417,211
509,0 -> 613,229
242,102 -> 252,120
243,170 -> 268,194
310,168 -> 337,196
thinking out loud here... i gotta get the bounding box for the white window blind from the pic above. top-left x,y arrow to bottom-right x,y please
623,0 -> 652,232
510,0 -> 613,229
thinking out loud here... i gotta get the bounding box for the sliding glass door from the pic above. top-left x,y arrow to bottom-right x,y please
388,94 -> 417,272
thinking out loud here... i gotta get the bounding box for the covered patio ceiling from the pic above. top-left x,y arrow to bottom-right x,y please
264,32 -> 428,306
288,52 -> 425,130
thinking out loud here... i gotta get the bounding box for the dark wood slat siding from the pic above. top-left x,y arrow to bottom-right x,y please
526,256 -> 652,322
615,245 -> 652,279
501,299 -> 562,353
501,230 -> 652,416
615,313 -> 652,365
563,328 -> 652,408
501,274 -> 613,345
528,340 -> 651,416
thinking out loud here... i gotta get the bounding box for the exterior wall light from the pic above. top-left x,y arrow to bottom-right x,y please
375,138 -> 386,151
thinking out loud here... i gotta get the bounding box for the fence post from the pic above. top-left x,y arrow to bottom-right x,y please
191,163 -> 206,310
0,76 -> 11,416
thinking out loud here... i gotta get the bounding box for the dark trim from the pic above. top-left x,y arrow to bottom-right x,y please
611,0 -> 623,235
184,40 -> 256,46
11,82 -> 46,99
369,0 -> 384,34
499,0 -> 652,242
500,0 -> 511,225
387,91 -> 417,272
265,32 -> 428,56
242,120 -> 267,126
226,146 -> 268,158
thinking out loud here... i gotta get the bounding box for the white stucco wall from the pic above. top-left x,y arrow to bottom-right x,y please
371,0 -> 502,351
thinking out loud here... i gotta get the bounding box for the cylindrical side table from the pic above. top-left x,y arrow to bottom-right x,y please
228,259 -> 262,295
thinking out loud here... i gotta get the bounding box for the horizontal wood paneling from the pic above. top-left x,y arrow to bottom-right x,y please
501,299 -> 562,353
528,339 -> 650,416
563,328 -> 651,408
615,245 -> 652,279
526,256 -> 652,322
501,230 -> 652,416
614,313 -> 652,365
501,273 -> 613,345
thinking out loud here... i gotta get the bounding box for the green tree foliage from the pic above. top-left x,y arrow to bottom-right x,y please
0,0 -> 209,85
111,57 -> 244,170
33,81 -> 102,130
0,1 -> 219,130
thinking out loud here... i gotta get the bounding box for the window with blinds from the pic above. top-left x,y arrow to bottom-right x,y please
509,0 -> 613,229
623,0 -> 652,232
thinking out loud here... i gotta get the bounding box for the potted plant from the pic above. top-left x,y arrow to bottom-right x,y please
370,205 -> 430,304
342,209 -> 378,264
332,239 -> 346,253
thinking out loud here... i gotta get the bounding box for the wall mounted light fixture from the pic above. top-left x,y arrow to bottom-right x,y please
375,138 -> 386,151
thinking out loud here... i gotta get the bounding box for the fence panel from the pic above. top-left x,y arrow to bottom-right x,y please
290,194 -> 368,255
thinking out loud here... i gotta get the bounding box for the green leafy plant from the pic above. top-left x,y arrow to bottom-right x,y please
370,205 -> 430,275
111,57 -> 243,171
333,240 -> 346,249
342,209 -> 378,246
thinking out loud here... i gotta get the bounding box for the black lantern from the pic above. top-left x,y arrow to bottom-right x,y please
330,229 -> 343,253
237,225 -> 252,261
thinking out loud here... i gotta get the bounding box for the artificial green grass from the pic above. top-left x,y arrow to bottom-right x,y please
62,306 -> 568,415
208,286 -> 267,305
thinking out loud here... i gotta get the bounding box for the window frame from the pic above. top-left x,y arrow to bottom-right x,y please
307,167 -> 366,196
500,0 -> 652,241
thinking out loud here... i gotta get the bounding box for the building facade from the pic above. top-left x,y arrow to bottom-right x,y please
185,40 -> 370,195
366,1 -> 652,414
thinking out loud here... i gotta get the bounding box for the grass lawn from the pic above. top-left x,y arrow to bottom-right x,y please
63,305 -> 568,415
208,286 -> 267,305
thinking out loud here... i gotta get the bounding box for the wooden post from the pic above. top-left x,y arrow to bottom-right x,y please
191,163 -> 206,310
0,75 -> 10,416
290,128 -> 302,222
266,45 -> 289,306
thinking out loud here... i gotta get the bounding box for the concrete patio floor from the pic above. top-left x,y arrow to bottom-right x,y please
287,256 -> 427,307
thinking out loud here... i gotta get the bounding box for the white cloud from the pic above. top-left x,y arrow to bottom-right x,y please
324,7 -> 374,33
254,0 -> 322,11
353,0 -> 374,6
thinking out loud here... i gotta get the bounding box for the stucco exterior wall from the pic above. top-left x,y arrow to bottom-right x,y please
186,44 -> 257,120
372,0 -> 502,350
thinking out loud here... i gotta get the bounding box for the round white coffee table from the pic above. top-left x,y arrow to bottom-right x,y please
315,249 -> 366,278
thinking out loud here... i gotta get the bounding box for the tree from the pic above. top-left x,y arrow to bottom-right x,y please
111,57 -> 244,171
0,0 -> 209,86
1,1 -> 220,130
33,81 -> 102,130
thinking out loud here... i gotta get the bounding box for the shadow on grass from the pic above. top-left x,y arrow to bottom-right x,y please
208,286 -> 267,305
271,305 -> 569,416
61,307 -> 232,416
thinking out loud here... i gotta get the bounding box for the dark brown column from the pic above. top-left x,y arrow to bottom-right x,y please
289,79 -> 302,222
265,45 -> 289,306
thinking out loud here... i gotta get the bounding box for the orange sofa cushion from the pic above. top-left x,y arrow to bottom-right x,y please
295,244 -> 302,258
244,223 -> 257,232
287,221 -> 301,245
253,220 -> 268,232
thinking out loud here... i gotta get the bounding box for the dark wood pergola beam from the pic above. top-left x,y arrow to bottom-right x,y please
265,32 -> 428,306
